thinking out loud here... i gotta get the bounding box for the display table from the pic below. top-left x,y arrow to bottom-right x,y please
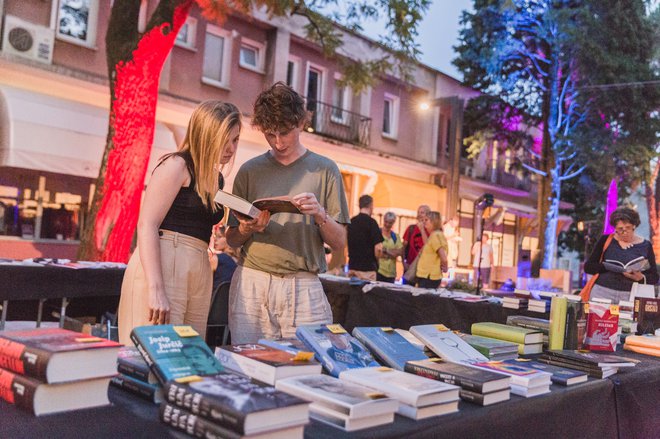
1,351 -> 658,439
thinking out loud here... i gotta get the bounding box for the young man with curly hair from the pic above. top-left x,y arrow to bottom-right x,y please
226,82 -> 350,343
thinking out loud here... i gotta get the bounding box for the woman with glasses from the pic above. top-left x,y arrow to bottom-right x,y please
415,211 -> 449,289
584,207 -> 658,303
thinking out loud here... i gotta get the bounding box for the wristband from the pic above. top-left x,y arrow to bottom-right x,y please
317,210 -> 330,228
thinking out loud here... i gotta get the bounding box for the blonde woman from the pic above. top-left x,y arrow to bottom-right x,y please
118,101 -> 241,345
415,211 -> 449,288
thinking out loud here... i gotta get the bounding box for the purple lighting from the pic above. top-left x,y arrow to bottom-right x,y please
603,179 -> 617,234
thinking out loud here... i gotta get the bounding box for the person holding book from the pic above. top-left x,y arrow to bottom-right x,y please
377,211 -> 403,283
226,82 -> 350,344
415,211 -> 449,289
584,207 -> 658,303
117,101 -> 241,345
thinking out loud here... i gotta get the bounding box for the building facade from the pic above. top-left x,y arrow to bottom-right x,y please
0,0 -> 539,275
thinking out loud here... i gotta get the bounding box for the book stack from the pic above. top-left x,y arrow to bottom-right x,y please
215,344 -> 322,385
0,328 -> 121,415
538,350 -> 638,378
623,335 -> 660,357
459,334 -> 519,361
111,347 -> 163,403
405,359 -> 511,406
506,315 -> 550,347
517,360 -> 588,386
258,338 -> 309,355
339,367 -> 460,419
617,301 -> 638,337
584,301 -> 619,351
162,372 -> 310,438
468,359 -> 552,397
548,296 -> 568,350
527,292 -> 556,313
351,327 -> 428,370
295,324 -> 380,377
502,289 -> 530,310
471,322 -> 544,355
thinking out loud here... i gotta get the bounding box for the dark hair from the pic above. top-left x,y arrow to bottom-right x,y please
252,82 -> 310,133
609,207 -> 641,227
359,195 -> 374,209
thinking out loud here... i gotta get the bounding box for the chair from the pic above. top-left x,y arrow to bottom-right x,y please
206,281 -> 231,349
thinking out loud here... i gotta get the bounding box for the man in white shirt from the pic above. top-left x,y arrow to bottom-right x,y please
471,234 -> 494,289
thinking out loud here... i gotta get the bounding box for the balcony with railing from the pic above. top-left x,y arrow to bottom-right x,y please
460,158 -> 535,192
306,100 -> 371,147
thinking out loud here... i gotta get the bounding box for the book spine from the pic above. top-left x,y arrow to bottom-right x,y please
506,316 -> 551,333
538,357 -> 604,378
403,363 -> 483,393
130,331 -> 167,386
458,389 -> 486,406
160,403 -> 240,439
548,297 -> 567,350
110,375 -> 161,403
0,338 -> 50,382
164,381 -> 247,434
0,368 -> 39,414
117,359 -> 151,383
563,301 -> 582,350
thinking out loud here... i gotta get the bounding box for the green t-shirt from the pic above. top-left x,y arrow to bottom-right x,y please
416,230 -> 448,281
228,150 -> 350,275
378,231 -> 403,278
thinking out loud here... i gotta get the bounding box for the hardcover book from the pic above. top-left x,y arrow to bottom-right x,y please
468,359 -> 552,389
409,325 -> 488,364
584,302 -> 619,351
110,373 -> 163,403
275,375 -> 399,419
470,322 -> 544,345
117,346 -> 158,384
164,372 -> 309,435
257,338 -> 309,355
0,367 -> 111,416
215,344 -> 321,385
404,359 -> 510,394
214,190 -> 301,220
351,327 -> 428,371
458,334 -> 519,359
548,296 -> 568,350
564,298 -> 587,350
542,350 -> 638,368
521,360 -> 588,386
0,328 -> 121,383
295,324 -> 380,377
339,367 -> 460,408
130,325 -> 223,384
634,298 -> 660,335
160,403 -> 304,439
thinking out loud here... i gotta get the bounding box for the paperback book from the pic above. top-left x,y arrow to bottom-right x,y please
351,327 -> 428,371
514,360 -> 588,386
164,372 -> 309,435
470,322 -> 544,345
548,296 -> 568,350
409,325 -> 488,364
458,388 -> 510,406
130,325 -> 223,384
309,402 -> 394,431
584,302 -> 619,351
257,338 -> 309,355
505,316 -> 550,334
295,324 -> 379,377
468,359 -> 552,390
542,350 -> 638,368
117,346 -> 158,384
458,334 -> 519,360
215,344 -> 321,385
110,373 -> 163,403
0,328 -> 121,383
602,256 -> 650,273
404,359 -> 510,394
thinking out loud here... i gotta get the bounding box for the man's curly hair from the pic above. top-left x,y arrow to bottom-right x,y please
252,82 -> 311,133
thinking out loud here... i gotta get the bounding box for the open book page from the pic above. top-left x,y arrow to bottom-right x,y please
214,190 -> 302,219
603,256 -> 650,273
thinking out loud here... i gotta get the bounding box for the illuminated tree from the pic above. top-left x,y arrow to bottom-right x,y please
78,0 -> 429,261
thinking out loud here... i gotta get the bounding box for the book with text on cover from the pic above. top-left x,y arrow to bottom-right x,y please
584,302 -> 619,351
603,256 -> 650,273
0,328 -> 121,383
214,190 -> 302,219
351,327 -> 428,371
117,346 -> 158,384
404,359 -> 511,394
409,325 -> 488,364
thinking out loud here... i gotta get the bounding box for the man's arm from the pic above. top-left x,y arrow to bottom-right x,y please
293,192 -> 346,251
225,211 -> 270,248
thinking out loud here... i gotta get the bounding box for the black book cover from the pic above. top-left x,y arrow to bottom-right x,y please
404,359 -> 507,393
563,301 -> 586,350
635,298 -> 660,335
117,347 -> 156,383
160,403 -> 242,439
164,372 -> 306,435
110,374 -> 162,403
537,357 -> 608,379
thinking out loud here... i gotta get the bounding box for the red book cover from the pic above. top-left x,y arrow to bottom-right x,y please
584,303 -> 619,351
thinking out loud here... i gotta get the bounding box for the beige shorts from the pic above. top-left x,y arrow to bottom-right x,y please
228,266 -> 333,344
117,230 -> 212,345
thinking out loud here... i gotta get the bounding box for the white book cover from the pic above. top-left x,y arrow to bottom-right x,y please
397,400 -> 459,420
410,325 -> 488,364
275,375 -> 399,419
339,367 -> 460,407
309,403 -> 394,431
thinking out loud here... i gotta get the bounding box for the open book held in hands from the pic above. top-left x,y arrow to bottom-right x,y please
602,256 -> 650,273
214,190 -> 302,219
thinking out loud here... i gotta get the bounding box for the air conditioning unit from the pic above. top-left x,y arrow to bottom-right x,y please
434,173 -> 448,188
2,15 -> 54,64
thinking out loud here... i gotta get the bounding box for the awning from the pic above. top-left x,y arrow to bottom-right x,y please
371,172 -> 445,214
0,86 -> 178,182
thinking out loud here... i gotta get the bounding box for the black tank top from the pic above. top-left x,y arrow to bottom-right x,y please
159,152 -> 224,242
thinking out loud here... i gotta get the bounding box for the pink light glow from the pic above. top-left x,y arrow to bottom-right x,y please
603,179 -> 617,234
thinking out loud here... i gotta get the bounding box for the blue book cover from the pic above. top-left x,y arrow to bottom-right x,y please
130,325 -> 224,384
522,360 -> 588,386
295,324 -> 380,377
351,327 -> 428,371
257,338 -> 309,355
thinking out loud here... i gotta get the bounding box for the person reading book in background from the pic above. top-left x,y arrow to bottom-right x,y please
585,207 -> 658,303
226,82 -> 350,344
117,101 -> 241,345
415,211 -> 449,289
377,211 -> 403,283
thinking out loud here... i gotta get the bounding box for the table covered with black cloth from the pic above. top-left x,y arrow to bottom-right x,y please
320,277 -> 549,333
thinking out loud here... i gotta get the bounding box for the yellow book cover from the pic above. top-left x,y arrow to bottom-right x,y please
548,297 -> 567,350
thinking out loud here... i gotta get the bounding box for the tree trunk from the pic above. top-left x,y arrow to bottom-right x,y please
650,161 -> 660,256
77,0 -> 192,262
541,160 -> 561,270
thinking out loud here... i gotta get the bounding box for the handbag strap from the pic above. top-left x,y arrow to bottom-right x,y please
599,234 -> 615,262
